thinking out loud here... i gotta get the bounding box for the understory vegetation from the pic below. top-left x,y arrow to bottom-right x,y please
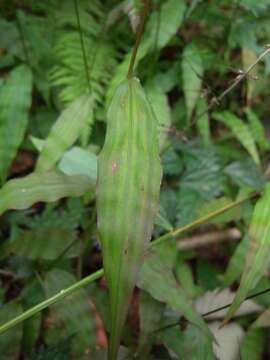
1,0 -> 270,359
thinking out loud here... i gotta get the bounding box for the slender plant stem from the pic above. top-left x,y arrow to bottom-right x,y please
191,46 -> 270,127
153,192 -> 258,247
127,0 -> 151,79
73,0 -> 91,92
0,269 -> 104,335
154,286 -> 270,333
0,192 -> 257,335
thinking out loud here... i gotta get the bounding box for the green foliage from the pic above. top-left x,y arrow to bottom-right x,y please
0,170 -> 93,216
0,302 -> 23,360
213,111 -> 260,165
0,65 -> 32,184
43,269 -> 96,357
223,183 -> 270,324
36,94 -> 93,172
97,78 -> 162,359
182,43 -> 203,122
138,241 -> 213,341
1,0 -> 270,358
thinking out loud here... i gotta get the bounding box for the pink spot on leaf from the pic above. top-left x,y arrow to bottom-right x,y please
112,161 -> 118,173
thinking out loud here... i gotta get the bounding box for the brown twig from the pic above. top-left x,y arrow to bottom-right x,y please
178,228 -> 241,251
127,0 -> 151,78
190,46 -> 270,127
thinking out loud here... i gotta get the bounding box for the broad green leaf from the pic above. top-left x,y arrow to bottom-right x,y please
0,64 -> 32,184
146,80 -> 172,152
0,302 -> 23,360
182,43 -> 203,122
7,215 -> 78,260
162,323 -> 215,360
44,269 -> 96,357
213,112 -> 260,165
222,183 -> 270,324
58,146 -> 97,181
138,242 -> 213,341
239,0 -> 270,15
146,0 -> 186,49
137,291 -> 164,357
31,139 -> 98,182
176,188 -> 203,227
30,337 -> 72,360
97,78 -> 162,360
36,94 -> 93,172
196,97 -> 210,147
224,159 -> 265,189
241,328 -> 264,360
245,108 -> 269,151
0,170 -> 94,216
180,141 -> 224,201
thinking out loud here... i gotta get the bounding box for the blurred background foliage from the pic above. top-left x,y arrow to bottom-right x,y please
1,0 -> 270,358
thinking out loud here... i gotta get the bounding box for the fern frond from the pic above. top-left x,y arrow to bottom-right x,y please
48,0 -> 119,145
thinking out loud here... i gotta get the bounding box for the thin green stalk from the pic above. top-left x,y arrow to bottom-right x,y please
73,0 -> 91,92
0,269 -> 104,335
0,192 -> 257,335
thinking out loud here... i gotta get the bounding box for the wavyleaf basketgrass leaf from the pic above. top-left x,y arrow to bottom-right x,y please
0,64 -> 32,184
222,183 -> 270,325
97,77 -> 162,359
36,94 -> 93,172
0,170 -> 93,215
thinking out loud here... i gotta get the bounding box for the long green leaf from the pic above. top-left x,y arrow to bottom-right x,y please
245,108 -> 269,151
36,94 -> 93,172
0,170 -> 94,215
146,80 -> 172,151
138,242 -> 213,342
213,111 -> 260,165
222,183 -> 270,325
182,43 -> 203,122
97,78 -> 162,360
0,64 -> 32,184
0,194 -> 255,337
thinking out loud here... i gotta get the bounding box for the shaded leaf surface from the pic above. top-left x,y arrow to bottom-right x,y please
223,183 -> 270,324
0,64 -> 32,183
44,269 -> 96,357
213,112 -> 260,165
182,43 -> 203,121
